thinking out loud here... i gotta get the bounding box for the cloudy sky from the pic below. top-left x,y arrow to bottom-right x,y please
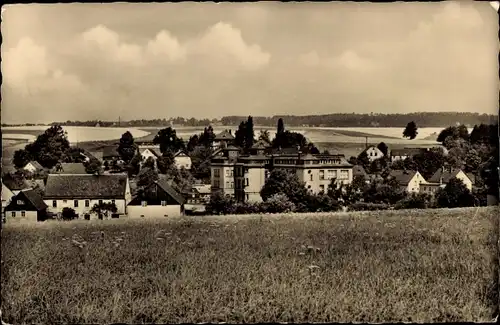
1,1 -> 498,123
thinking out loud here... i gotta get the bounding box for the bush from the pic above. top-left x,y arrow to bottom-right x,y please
261,193 -> 296,214
61,207 -> 78,221
394,193 -> 430,210
206,192 -> 235,215
436,178 -> 476,208
348,202 -> 390,211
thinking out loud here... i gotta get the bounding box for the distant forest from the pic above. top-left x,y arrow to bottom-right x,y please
2,112 -> 497,128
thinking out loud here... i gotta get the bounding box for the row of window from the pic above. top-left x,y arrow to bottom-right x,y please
10,211 -> 26,217
315,170 -> 349,181
52,199 -> 116,208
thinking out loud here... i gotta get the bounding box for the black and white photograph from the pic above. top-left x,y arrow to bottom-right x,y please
1,1 -> 499,323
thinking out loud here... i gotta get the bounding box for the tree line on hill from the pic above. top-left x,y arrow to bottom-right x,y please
15,112 -> 493,128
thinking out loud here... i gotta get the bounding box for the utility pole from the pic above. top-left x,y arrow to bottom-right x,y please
365,136 -> 368,149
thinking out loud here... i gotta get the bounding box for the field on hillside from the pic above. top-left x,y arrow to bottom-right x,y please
1,207 -> 498,323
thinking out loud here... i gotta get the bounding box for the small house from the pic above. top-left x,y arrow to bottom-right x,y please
390,148 -> 426,162
4,189 -> 48,223
174,150 -> 192,170
1,183 -> 15,216
139,148 -> 162,163
387,170 -> 426,193
422,167 -> 474,194
352,165 -> 368,180
361,146 -> 384,162
44,174 -> 132,220
127,179 -> 185,218
212,130 -> 235,150
22,161 -> 44,174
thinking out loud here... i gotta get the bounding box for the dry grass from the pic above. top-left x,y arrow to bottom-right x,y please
1,207 -> 498,323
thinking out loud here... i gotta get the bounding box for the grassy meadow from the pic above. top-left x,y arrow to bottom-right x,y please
1,207 -> 498,323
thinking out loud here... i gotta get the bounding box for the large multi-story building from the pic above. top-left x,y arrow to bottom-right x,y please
211,144 -> 354,203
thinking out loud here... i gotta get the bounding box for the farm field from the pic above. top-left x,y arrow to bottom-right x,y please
1,207 -> 498,323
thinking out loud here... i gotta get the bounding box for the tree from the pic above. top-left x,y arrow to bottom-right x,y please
437,126 -> 456,143
61,207 -> 78,221
369,157 -> 389,174
394,193 -> 430,210
356,151 -> 371,170
198,126 -> 216,148
22,125 -> 71,169
117,131 -> 137,163
277,118 -> 285,135
137,167 -> 159,190
271,130 -> 316,153
258,129 -> 271,144
127,153 -> 142,176
245,116 -> 255,149
234,121 -> 247,148
412,148 -> 446,179
84,158 -> 102,175
187,134 -> 200,152
206,191 -> 235,215
262,193 -> 296,213
436,177 -> 475,208
153,127 -> 185,154
260,169 -> 308,205
143,156 -> 156,170
403,121 -> 418,140
90,202 -> 118,220
377,142 -> 389,156
13,149 -> 32,169
157,152 -> 175,174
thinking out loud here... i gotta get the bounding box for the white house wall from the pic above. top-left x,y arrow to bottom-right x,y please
128,205 -> 182,218
44,199 -> 128,216
175,156 -> 192,170
5,211 -> 38,223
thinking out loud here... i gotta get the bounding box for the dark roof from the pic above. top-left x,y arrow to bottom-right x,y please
388,170 -> 418,185
2,177 -> 32,191
215,130 -> 235,140
51,163 -> 87,174
174,150 -> 190,158
390,148 -> 426,157
353,165 -> 368,177
44,174 -> 128,199
102,146 -> 120,158
156,179 -> 186,205
252,139 -> 270,149
269,147 -> 301,155
428,168 -> 473,184
22,189 -> 48,210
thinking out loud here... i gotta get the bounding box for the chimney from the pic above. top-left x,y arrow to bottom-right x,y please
229,129 -> 232,135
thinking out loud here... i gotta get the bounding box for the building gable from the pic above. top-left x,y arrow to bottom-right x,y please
5,190 -> 47,212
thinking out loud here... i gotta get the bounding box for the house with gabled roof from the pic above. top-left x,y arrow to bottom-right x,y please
361,146 -> 384,162
127,179 -> 185,218
4,189 -> 48,223
44,174 -> 131,220
212,129 -> 235,150
387,170 -> 427,193
174,150 -> 192,170
2,183 -> 15,218
51,163 -> 88,175
22,161 -> 44,174
390,148 -> 427,162
420,167 -> 474,195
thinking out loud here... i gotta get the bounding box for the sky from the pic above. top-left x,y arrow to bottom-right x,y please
1,1 -> 498,124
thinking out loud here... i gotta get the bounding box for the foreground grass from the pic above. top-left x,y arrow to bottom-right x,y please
1,207 -> 498,323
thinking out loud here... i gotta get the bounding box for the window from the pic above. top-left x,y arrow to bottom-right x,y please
111,200 -> 115,205
99,200 -> 103,205
161,201 -> 167,206
245,178 -> 249,186
328,170 -> 337,179
85,200 -> 90,207
319,170 -> 325,180
74,200 -> 79,208
246,194 -> 249,201
214,180 -> 220,188
63,200 -> 67,204
230,182 -> 234,189
320,185 -> 325,192
141,201 -> 147,207
52,200 -> 57,208
225,169 -> 230,177
226,181 -> 229,188
17,200 -> 24,205
11,212 -> 15,217
84,214 -> 90,220
310,174 -> 313,181
339,170 -> 349,180
21,211 -> 26,217
214,168 -> 220,177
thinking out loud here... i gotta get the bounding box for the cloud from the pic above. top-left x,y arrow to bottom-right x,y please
298,49 -> 376,72
78,22 -> 270,70
2,37 -> 84,95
